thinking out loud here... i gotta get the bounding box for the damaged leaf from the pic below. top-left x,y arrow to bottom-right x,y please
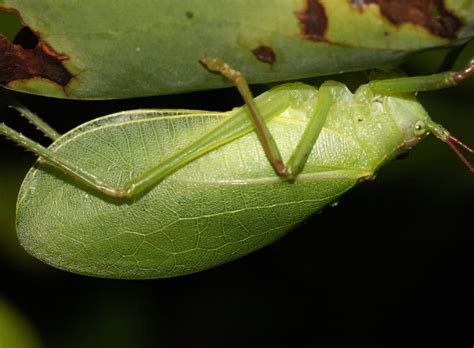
0,0 -> 473,99
296,0 -> 328,41
0,34 -> 71,87
352,0 -> 462,39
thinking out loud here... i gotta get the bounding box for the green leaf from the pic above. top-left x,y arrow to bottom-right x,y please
0,0 -> 473,99
0,297 -> 43,348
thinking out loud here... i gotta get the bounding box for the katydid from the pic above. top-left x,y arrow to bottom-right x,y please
0,58 -> 472,279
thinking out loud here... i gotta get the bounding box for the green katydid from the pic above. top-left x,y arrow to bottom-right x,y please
0,58 -> 472,279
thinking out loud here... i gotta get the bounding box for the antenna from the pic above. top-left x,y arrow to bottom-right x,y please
444,135 -> 473,172
427,121 -> 473,172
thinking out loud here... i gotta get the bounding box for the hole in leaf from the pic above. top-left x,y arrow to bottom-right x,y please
13,27 -> 38,49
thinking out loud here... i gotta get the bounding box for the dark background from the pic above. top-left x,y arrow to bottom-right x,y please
0,14 -> 473,347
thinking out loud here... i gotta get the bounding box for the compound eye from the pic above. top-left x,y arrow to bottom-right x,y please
414,120 -> 427,137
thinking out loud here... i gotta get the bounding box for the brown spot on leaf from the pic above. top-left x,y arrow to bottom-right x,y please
351,0 -> 462,39
0,26 -> 71,87
252,45 -> 276,65
295,0 -> 328,42
38,42 -> 69,61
